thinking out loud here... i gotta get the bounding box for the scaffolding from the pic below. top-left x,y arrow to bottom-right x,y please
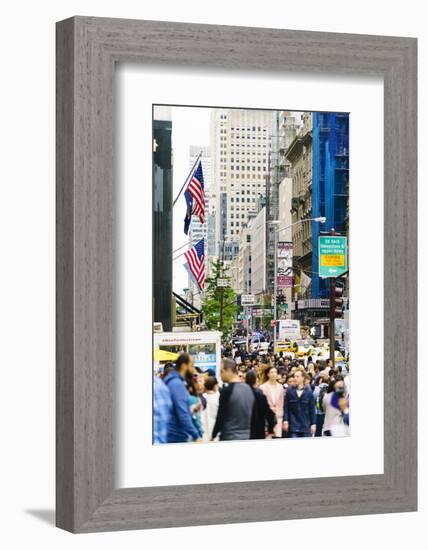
311,112 -> 349,299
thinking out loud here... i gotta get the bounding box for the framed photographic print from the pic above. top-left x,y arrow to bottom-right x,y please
56,16 -> 417,532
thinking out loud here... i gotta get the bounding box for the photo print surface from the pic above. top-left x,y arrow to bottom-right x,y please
152,105 -> 350,445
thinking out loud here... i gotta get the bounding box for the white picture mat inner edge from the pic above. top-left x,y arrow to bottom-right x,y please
117,65 -> 384,488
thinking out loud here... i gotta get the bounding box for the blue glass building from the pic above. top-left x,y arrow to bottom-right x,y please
311,112 -> 349,298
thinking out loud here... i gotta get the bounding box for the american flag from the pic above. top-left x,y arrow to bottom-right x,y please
184,238 -> 205,290
184,161 -> 205,234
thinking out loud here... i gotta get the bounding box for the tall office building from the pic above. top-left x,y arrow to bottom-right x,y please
269,111 -> 302,221
210,109 -> 272,261
267,111 -> 302,296
285,111 -> 313,286
248,206 -> 267,296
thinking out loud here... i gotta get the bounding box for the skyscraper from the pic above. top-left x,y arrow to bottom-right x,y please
210,109 -> 272,262
267,111 -> 302,296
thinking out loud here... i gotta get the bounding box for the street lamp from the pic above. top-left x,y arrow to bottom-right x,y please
272,216 -> 326,354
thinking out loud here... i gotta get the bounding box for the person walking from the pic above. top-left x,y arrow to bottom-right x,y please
212,358 -> 255,441
153,374 -> 172,444
163,353 -> 202,443
186,372 -> 204,440
259,365 -> 285,438
322,378 -> 350,437
313,375 -> 329,437
283,368 -> 316,438
245,370 -> 276,439
201,376 -> 220,442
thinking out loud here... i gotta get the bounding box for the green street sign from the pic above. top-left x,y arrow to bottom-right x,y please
319,236 -> 347,277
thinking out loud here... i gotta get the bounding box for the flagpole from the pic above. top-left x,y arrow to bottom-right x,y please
172,150 -> 202,207
173,242 -> 190,254
173,251 -> 187,261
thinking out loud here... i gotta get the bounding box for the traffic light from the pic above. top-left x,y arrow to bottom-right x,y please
276,294 -> 285,305
333,280 -> 344,318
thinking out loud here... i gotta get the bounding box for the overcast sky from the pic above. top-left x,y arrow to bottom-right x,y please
171,106 -> 212,294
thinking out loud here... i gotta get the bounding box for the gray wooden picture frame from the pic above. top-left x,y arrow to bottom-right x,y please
56,16 -> 417,533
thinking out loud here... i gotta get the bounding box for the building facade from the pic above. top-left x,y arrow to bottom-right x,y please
277,176 -> 293,318
285,112 -> 313,297
285,111 -> 349,326
311,111 -> 349,298
153,106 -> 173,330
267,111 -> 302,304
248,206 -> 266,296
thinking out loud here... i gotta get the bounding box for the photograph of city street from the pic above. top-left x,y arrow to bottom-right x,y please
153,105 -> 350,444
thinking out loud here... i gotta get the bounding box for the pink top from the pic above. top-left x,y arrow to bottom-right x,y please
260,381 -> 285,419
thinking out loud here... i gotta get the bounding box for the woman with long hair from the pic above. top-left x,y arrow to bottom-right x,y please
185,370 -> 204,439
259,365 -> 285,438
245,370 -> 276,439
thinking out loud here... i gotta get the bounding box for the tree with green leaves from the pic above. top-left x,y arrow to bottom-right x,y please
202,259 -> 238,340
260,293 -> 273,333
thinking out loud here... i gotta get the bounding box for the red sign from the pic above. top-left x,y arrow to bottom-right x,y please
271,320 -> 277,327
277,275 -> 293,289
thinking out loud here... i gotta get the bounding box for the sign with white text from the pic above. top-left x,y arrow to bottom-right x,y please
241,294 -> 256,305
319,236 -> 347,277
277,319 -> 301,341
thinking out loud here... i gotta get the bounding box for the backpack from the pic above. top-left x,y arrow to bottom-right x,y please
316,384 -> 328,412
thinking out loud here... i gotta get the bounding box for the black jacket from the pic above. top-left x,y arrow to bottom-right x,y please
250,387 -> 277,439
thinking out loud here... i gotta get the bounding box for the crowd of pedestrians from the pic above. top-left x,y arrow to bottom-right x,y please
153,348 -> 350,444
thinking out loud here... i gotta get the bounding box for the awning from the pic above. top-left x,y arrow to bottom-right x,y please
153,349 -> 179,362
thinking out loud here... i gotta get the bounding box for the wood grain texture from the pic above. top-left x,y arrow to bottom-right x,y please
56,16 -> 417,533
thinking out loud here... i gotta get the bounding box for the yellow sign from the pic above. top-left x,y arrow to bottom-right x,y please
320,254 -> 345,267
319,236 -> 347,277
